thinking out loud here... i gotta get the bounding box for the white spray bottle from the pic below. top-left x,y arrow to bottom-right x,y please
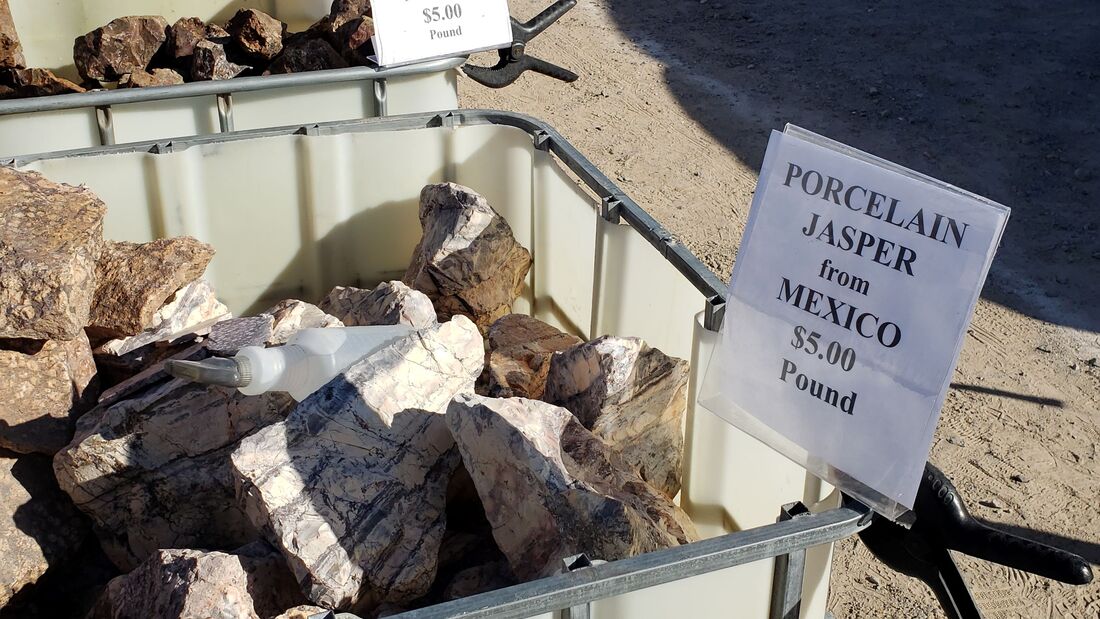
165,325 -> 414,401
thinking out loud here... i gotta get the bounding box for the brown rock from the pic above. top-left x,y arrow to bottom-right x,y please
264,299 -> 343,345
486,314 -> 583,400
0,67 -> 86,99
543,336 -> 689,498
403,183 -> 532,332
446,394 -> 698,581
95,278 -> 229,358
191,39 -> 249,80
226,9 -> 284,62
0,455 -> 90,607
167,17 -> 228,61
319,281 -> 436,328
0,333 -> 98,455
0,0 -> 25,68
231,316 -> 484,612
265,36 -> 348,74
333,16 -> 375,65
74,16 -> 170,82
275,605 -> 330,619
89,542 -> 305,619
118,68 -> 183,88
88,237 -> 215,339
0,167 -> 106,341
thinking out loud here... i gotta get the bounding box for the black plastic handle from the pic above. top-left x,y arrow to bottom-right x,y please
515,0 -> 577,42
525,56 -> 579,83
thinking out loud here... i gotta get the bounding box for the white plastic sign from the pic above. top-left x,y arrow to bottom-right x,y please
700,126 -> 1009,521
371,0 -> 513,67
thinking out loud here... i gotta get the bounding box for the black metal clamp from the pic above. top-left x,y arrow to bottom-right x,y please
860,462 -> 1093,619
463,0 -> 579,88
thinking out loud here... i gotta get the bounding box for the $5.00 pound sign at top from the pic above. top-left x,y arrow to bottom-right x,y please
423,4 -> 463,23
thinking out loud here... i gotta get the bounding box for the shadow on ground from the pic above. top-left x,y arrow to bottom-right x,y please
605,0 -> 1100,332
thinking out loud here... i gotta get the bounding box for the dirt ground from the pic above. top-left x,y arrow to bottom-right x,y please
462,1 -> 1100,617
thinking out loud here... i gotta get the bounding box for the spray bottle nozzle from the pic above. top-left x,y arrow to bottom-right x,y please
165,357 -> 252,388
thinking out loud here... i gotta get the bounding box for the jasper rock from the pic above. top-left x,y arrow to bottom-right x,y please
1,455 -> 90,607
0,332 -> 98,455
320,281 -> 436,328
275,605 -> 330,619
0,167 -> 106,341
403,183 -> 532,331
446,394 -> 698,581
96,279 -> 230,358
0,67 -> 85,99
333,16 -> 375,65
89,541 -> 305,619
543,336 -> 689,498
88,237 -> 215,339
310,0 -> 373,45
0,0 -> 24,68
226,9 -> 284,62
53,362 -> 295,570
486,314 -> 583,400
265,299 -> 343,345
192,39 -> 248,80
74,16 -> 170,82
265,36 -> 348,74
231,316 -> 484,611
118,68 -> 183,88
167,17 -> 228,61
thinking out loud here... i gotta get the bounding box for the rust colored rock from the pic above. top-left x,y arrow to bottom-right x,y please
0,455 -> 90,607
89,542 -> 305,619
167,17 -> 228,61
74,16 -> 169,82
486,314 -> 583,400
1,0 -> 25,69
0,67 -> 85,99
404,183 -> 532,332
226,9 -> 285,62
319,281 -> 436,328
543,336 -> 690,498
191,39 -> 248,81
118,68 -> 184,88
275,606 -> 330,619
265,36 -> 348,74
333,16 -> 375,65
447,394 -> 698,581
0,333 -> 98,455
0,167 -> 106,341
88,237 -> 215,339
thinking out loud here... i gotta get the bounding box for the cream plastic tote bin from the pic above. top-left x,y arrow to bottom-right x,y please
7,110 -> 870,619
0,0 -> 462,157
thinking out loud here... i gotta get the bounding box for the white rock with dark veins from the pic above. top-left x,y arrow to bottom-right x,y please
543,336 -> 689,498
231,316 -> 484,612
446,394 -> 698,581
320,281 -> 436,328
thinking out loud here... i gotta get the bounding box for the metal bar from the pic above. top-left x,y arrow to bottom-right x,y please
383,504 -> 869,619
374,79 -> 389,117
94,105 -> 114,146
0,57 -> 466,116
216,94 -> 234,133
769,503 -> 811,619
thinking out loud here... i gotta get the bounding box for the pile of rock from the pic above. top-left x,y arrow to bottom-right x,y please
0,0 -> 377,100
1,170 -> 698,618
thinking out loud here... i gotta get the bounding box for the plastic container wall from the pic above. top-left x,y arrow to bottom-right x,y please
0,1 -> 460,157
14,117 -> 834,619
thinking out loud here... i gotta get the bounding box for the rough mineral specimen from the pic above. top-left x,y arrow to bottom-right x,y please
543,336 -> 690,498
74,16 -> 170,82
0,455 -> 89,607
333,16 -> 375,65
88,237 -> 215,339
0,167 -> 106,341
88,542 -> 305,619
0,332 -> 98,455
265,36 -> 348,74
95,279 -> 229,358
274,605 -> 330,619
118,68 -> 183,88
446,394 -> 698,580
403,183 -> 532,331
206,315 -> 275,355
486,314 -> 583,400
0,68 -> 85,98
319,281 -> 436,328
192,39 -> 248,80
226,9 -> 285,62
0,0 -> 25,68
167,17 -> 228,61
231,316 -> 484,612
264,299 -> 343,345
